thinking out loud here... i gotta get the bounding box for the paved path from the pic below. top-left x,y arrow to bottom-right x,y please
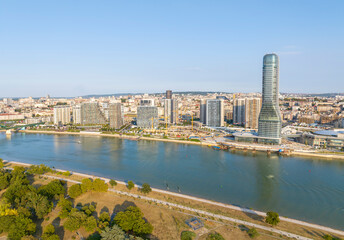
6,160 -> 344,239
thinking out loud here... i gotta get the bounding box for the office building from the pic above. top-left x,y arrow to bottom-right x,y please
258,53 -> 282,144
164,99 -> 178,124
166,90 -> 172,99
53,106 -> 71,125
109,103 -> 124,129
205,99 -> 224,127
72,105 -> 81,124
80,102 -> 107,125
137,106 -> 158,129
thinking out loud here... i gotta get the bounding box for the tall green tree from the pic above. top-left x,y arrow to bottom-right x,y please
68,184 -> 83,199
127,181 -> 134,191
38,180 -> 66,199
114,206 -> 153,236
265,211 -> 280,226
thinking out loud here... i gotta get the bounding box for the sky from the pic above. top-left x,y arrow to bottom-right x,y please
0,0 -> 344,97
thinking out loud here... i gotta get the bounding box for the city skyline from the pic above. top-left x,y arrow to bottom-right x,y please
1,1 -> 344,97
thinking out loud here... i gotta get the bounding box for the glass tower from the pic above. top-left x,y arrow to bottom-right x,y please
258,54 -> 282,141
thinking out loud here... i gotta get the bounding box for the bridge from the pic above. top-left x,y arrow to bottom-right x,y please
0,122 -> 45,134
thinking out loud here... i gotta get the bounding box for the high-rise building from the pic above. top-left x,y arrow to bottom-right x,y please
164,99 -> 178,124
233,98 -> 246,126
53,106 -> 71,125
258,53 -> 282,143
200,99 -> 207,125
140,99 -> 154,106
166,90 -> 172,99
72,105 -> 81,124
205,99 -> 224,127
137,106 -> 158,129
80,102 -> 107,125
109,103 -> 124,129
245,98 -> 261,129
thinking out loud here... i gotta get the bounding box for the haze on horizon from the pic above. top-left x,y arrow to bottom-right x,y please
1,0 -> 343,98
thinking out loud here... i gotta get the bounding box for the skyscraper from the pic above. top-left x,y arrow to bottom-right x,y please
166,90 -> 172,99
205,99 -> 224,127
109,103 -> 124,129
72,105 -> 81,124
233,98 -> 246,126
258,53 -> 282,143
164,99 -> 178,124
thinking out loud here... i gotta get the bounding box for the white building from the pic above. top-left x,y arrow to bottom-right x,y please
54,106 -> 71,125
205,99 -> 224,127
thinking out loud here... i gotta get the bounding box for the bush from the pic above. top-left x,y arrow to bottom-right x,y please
181,231 -> 196,240
265,211 -> 280,226
0,158 -> 4,169
140,183 -> 152,194
109,179 -> 117,187
63,209 -> 87,232
42,224 -> 59,240
27,164 -> 52,175
127,181 -> 134,190
58,197 -> 73,219
114,206 -> 153,236
206,232 -> 224,240
82,204 -> 96,216
98,212 -> 110,229
247,228 -> 259,238
68,184 -> 83,199
62,171 -> 71,176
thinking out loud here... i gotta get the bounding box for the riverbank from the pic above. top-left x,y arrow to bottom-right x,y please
4,159 -> 344,239
15,129 -> 344,160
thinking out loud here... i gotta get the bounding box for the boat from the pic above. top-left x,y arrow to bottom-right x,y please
212,146 -> 221,150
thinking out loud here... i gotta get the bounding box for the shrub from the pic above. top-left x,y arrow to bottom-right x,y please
206,232 -> 224,240
181,231 -> 196,240
140,183 -> 152,194
247,228 -> 259,238
127,181 -> 134,190
84,216 -> 97,232
109,179 -> 117,187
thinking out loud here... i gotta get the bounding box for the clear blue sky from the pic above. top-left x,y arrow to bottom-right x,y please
1,0 -> 343,97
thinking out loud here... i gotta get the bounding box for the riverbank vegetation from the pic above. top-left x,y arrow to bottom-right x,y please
1,160 -> 343,240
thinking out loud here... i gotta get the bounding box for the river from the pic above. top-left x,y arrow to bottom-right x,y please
1,132 -> 344,230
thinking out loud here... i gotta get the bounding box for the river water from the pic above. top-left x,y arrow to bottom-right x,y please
0,132 -> 344,230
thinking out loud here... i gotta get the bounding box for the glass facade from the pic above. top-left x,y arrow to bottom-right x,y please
258,54 -> 282,140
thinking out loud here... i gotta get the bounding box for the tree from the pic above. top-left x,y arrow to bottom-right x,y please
181,231 -> 196,240
101,225 -> 144,240
0,170 -> 11,190
82,204 -> 96,216
8,216 -> 36,240
98,211 -> 110,229
38,180 -> 66,199
140,183 -> 152,194
127,181 -> 134,190
24,192 -> 52,219
63,209 -> 87,232
0,158 -> 4,169
58,197 -> 72,219
81,178 -> 93,193
247,228 -> 259,238
206,232 -> 224,240
68,184 -> 83,199
114,206 -> 153,236
265,211 -> 280,226
86,232 -> 101,240
109,179 -> 117,187
42,224 -> 60,240
3,181 -> 35,207
84,216 -> 97,232
93,178 -> 108,192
